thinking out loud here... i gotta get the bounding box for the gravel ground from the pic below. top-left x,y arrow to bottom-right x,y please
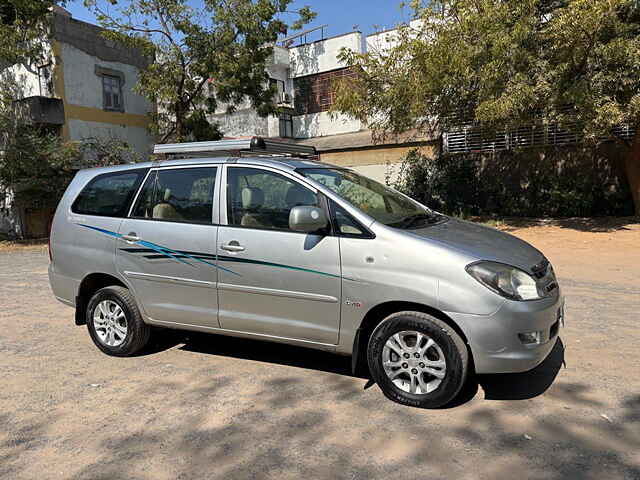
1,220 -> 639,480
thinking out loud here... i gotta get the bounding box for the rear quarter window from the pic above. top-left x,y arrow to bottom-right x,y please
72,169 -> 147,217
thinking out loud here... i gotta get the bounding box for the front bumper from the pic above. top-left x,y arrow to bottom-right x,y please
446,291 -> 564,374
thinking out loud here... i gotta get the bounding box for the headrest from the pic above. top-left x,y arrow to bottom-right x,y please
241,187 -> 264,209
285,185 -> 316,208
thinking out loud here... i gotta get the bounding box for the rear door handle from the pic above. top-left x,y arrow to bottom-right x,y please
220,242 -> 245,252
122,233 -> 140,243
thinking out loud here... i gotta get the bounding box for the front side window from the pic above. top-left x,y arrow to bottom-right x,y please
131,167 -> 217,224
102,75 -> 123,111
302,168 -> 442,229
226,167 -> 318,231
330,200 -> 367,237
73,170 -> 146,217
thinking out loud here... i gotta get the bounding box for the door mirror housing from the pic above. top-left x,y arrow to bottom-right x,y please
289,206 -> 328,233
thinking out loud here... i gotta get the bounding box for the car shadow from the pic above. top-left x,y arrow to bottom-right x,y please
178,331 -> 368,379
143,328 -> 565,408
475,338 -> 565,400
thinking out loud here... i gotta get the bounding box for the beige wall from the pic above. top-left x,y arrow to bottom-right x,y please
320,144 -> 436,167
319,144 -> 437,185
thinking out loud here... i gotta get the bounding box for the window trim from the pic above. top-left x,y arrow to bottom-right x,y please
220,164 -> 324,234
327,199 -> 376,239
71,168 -> 148,218
127,165 -> 220,225
95,65 -> 125,112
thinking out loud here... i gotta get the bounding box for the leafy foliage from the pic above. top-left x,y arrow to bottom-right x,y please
334,0 -> 640,143
394,148 -> 633,217
0,0 -> 60,68
85,0 -> 315,142
0,82 -> 138,209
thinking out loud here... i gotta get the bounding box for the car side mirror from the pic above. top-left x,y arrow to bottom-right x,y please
289,206 -> 328,233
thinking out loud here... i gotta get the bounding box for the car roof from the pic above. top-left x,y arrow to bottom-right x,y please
79,156 -> 341,176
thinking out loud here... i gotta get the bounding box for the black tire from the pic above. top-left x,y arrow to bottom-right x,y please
367,311 -> 468,408
86,286 -> 151,357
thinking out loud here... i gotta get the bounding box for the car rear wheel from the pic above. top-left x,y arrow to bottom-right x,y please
367,311 -> 468,408
86,286 -> 151,357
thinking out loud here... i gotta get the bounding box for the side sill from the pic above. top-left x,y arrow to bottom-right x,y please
146,318 -> 338,352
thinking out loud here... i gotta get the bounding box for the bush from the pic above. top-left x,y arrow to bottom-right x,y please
393,146 -> 633,217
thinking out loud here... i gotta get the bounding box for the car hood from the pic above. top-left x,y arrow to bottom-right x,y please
408,217 -> 544,271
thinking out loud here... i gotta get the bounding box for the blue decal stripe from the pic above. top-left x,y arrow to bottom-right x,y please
78,224 -> 124,239
77,224 -> 358,281
77,224 -> 240,276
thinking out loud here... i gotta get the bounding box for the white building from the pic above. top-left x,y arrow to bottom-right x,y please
209,25 -> 436,184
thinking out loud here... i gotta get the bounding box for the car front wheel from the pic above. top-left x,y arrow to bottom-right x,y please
367,311 -> 468,408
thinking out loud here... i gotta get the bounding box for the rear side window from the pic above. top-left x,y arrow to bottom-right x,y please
131,167 -> 217,224
72,169 -> 146,217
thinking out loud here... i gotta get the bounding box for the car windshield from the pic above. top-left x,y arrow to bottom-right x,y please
301,168 -> 442,229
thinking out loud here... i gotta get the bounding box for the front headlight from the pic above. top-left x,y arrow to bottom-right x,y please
466,261 -> 543,301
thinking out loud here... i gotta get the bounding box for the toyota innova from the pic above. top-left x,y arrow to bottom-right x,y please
49,141 -> 564,408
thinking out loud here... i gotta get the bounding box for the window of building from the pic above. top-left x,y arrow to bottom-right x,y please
102,74 -> 123,111
279,113 -> 293,138
38,63 -> 53,97
294,67 -> 356,115
72,170 -> 147,217
226,167 -> 319,231
131,167 -> 217,224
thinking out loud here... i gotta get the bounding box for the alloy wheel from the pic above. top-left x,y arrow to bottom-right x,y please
93,300 -> 128,347
382,330 -> 447,394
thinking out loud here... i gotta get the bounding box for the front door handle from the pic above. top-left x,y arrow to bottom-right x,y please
221,242 -> 245,252
122,233 -> 140,243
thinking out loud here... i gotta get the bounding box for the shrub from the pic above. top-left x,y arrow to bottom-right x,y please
393,146 -> 633,217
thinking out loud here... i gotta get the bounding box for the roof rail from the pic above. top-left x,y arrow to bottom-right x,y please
153,136 -> 317,159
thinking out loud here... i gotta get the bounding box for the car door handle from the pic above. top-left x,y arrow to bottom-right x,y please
122,233 -> 140,243
220,242 -> 245,252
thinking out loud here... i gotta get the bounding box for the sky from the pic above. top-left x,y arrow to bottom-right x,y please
65,0 -> 412,40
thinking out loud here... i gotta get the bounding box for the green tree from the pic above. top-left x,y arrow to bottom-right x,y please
0,86 -> 136,217
85,0 -> 315,142
0,0 -> 61,68
333,0 -> 640,213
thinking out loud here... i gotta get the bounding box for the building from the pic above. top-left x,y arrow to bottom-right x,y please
0,7 -> 154,238
5,7 -> 154,154
209,25 -> 436,184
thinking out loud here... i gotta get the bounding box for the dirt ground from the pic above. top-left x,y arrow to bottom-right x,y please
1,218 -> 639,480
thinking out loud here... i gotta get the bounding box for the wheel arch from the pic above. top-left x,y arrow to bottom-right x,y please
75,272 -> 127,326
352,301 -> 471,375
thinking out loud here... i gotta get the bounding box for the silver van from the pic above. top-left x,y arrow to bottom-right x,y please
49,138 -> 564,408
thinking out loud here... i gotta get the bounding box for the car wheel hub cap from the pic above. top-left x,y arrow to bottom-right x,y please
93,300 -> 127,347
382,330 -> 446,394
